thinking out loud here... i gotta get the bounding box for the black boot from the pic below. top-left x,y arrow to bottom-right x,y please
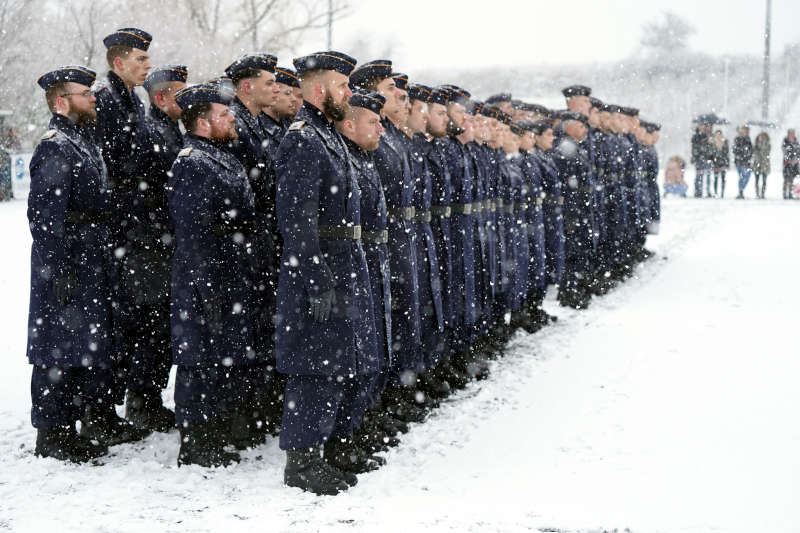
81,404 -> 151,446
354,413 -> 400,453
35,425 -> 108,463
228,406 -> 268,450
384,387 -> 428,424
125,390 -> 174,433
284,448 -> 350,495
177,421 -> 240,468
324,437 -> 385,474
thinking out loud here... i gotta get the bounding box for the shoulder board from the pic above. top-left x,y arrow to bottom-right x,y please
288,120 -> 306,131
40,130 -> 57,140
177,147 -> 193,158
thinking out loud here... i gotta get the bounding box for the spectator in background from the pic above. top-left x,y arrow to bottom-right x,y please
0,144 -> 10,201
663,155 -> 688,197
753,132 -> 771,199
711,129 -> 729,198
2,127 -> 22,151
732,125 -> 753,199
691,124 -> 713,198
783,128 -> 799,200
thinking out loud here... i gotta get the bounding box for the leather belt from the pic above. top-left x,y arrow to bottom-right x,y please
515,202 -> 530,211
482,200 -> 491,211
361,229 -> 388,244
471,201 -> 484,212
413,210 -> 432,223
388,206 -> 416,221
430,205 -> 451,218
318,224 -> 361,240
450,203 -> 472,214
65,210 -> 112,225
502,204 -> 514,214
535,197 -> 544,206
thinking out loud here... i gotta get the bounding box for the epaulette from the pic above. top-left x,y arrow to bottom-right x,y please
288,120 -> 306,131
40,130 -> 57,140
177,147 -> 193,157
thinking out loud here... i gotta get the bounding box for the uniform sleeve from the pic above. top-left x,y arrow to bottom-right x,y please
275,132 -> 335,298
27,141 -> 74,278
168,158 -> 224,304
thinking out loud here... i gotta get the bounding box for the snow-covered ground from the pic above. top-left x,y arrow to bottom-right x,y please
1,191 -> 799,533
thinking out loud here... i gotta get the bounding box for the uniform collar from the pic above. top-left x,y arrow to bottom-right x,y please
106,70 -> 136,106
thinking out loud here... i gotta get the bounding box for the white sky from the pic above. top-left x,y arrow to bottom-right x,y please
306,0 -> 800,69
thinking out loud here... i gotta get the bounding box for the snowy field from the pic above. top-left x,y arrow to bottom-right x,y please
1,185 -> 799,532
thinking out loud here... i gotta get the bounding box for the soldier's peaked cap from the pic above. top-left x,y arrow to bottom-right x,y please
293,51 -> 357,76
392,73 -> 409,91
225,54 -> 277,77
560,111 -> 589,125
485,92 -> 512,104
37,65 -> 96,90
143,65 -> 188,92
349,89 -> 386,115
440,84 -> 471,105
531,121 -> 552,134
348,59 -> 392,89
427,88 -> 450,106
275,66 -> 300,88
175,83 -> 232,109
562,85 -> 591,97
407,84 -> 433,102
479,104 -> 500,119
103,28 -> 152,51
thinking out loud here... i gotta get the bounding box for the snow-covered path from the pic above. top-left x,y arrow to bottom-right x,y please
0,197 -> 798,533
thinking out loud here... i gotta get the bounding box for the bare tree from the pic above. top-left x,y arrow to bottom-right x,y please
235,0 -> 350,52
183,0 -> 224,38
640,11 -> 696,57
67,0 -> 115,66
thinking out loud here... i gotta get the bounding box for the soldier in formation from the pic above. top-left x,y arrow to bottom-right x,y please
26,29 -> 662,494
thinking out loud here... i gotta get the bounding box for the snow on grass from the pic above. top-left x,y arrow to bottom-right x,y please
0,197 -> 798,533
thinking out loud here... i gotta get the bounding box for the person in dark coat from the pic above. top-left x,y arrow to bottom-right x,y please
405,84 -> 446,393
554,112 -> 593,309
259,66 -> 300,144
223,53 -> 283,447
274,51 -> 380,495
334,89 -> 392,465
91,27 -> 154,444
691,123 -> 713,197
732,125 -> 753,199
517,121 -> 552,327
711,130 -> 729,198
27,66 -> 113,462
425,89 -> 473,390
782,129 -> 799,200
350,61 -> 424,422
531,121 -> 564,291
169,83 -> 262,468
121,65 -> 187,433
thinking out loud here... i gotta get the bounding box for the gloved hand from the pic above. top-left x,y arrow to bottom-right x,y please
309,289 -> 336,323
52,272 -> 78,306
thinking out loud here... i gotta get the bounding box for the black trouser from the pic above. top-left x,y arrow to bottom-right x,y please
713,170 -> 726,197
125,301 -> 172,396
30,365 -> 114,429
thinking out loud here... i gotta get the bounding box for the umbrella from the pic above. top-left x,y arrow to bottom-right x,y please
744,120 -> 777,129
693,112 -> 729,125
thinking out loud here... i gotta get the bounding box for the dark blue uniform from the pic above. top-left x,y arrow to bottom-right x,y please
554,134 -> 593,304
27,114 -> 114,428
374,119 -> 421,381
521,149 -> 547,303
427,138 -> 455,337
168,134 -> 266,426
409,133 -> 445,368
344,136 -> 392,405
534,146 -> 564,287
441,136 -> 476,350
122,104 -> 180,396
274,103 -> 379,450
94,70 -> 150,401
466,142 -> 492,337
603,133 -> 630,274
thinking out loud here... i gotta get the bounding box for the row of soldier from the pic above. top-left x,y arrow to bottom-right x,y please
27,27 -> 661,496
